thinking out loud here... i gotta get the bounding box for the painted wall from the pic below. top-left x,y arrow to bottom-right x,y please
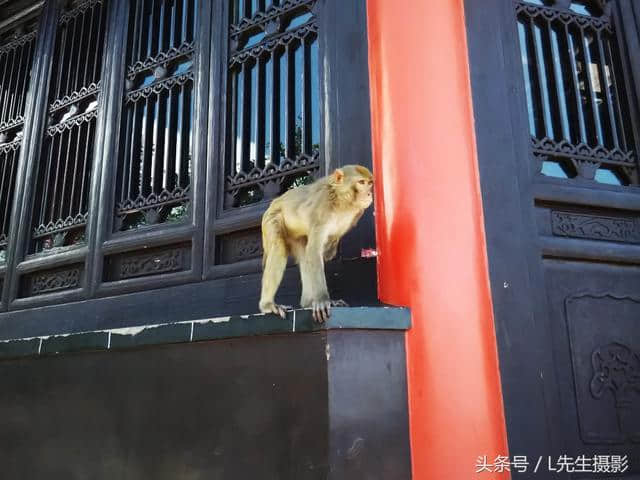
366,0 -> 510,478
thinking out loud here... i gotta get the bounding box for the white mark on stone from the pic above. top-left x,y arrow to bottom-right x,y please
109,325 -> 154,336
347,438 -> 365,460
191,316 -> 232,325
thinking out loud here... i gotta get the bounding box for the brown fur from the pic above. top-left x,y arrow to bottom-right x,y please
259,165 -> 374,322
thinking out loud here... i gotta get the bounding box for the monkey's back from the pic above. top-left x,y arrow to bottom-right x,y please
262,180 -> 329,241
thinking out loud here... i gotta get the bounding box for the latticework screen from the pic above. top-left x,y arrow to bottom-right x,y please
516,0 -> 638,185
224,0 -> 320,208
0,24 -> 37,262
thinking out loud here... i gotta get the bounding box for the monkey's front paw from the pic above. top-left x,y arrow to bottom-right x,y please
311,299 -> 333,323
260,302 -> 292,319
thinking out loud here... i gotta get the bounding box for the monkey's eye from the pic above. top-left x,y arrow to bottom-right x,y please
358,179 -> 366,185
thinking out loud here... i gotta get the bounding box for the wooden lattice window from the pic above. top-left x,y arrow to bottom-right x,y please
516,0 -> 639,185
114,0 -> 196,232
224,0 -> 320,208
30,0 -> 108,254
0,23 -> 37,263
0,0 -> 372,317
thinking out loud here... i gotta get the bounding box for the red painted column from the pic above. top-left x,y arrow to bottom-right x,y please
366,1 -> 510,479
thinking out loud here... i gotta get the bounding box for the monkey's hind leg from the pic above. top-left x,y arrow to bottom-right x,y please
259,217 -> 292,319
290,240 -> 314,310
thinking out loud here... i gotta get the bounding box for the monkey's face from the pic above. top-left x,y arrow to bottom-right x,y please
352,175 -> 374,209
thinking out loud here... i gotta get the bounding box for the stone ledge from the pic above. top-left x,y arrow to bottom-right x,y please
0,307 -> 410,361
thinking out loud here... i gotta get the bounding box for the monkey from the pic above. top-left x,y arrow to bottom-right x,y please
259,165 -> 374,323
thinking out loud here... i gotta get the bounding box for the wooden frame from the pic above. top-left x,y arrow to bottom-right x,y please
0,0 -> 377,338
464,0 -> 640,464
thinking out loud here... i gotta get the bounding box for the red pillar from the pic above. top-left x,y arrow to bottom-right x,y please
366,1 -> 510,478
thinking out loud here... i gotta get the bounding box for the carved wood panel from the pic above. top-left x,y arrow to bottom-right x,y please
551,211 -> 640,243
103,243 -> 190,282
21,264 -> 83,297
216,228 -> 263,264
465,0 -> 640,475
565,293 -> 640,444
537,261 -> 640,476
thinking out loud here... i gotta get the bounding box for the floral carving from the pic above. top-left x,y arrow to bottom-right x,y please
59,0 -> 103,24
120,249 -> 184,279
31,268 -> 81,295
116,186 -> 190,215
32,213 -> 88,239
591,343 -> 640,408
551,211 -> 640,244
532,137 -> 635,165
225,154 -> 319,207
219,230 -> 263,264
0,117 -> 25,135
516,1 -> 612,28
127,42 -> 195,79
230,0 -> 315,39
46,109 -> 98,136
229,23 -> 318,67
49,82 -> 101,113
0,30 -> 37,56
126,72 -> 194,103
531,137 -> 637,183
0,138 -> 22,153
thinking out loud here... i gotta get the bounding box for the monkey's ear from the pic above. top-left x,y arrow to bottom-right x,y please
333,168 -> 344,184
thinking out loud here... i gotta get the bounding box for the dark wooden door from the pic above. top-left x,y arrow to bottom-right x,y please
465,0 -> 640,478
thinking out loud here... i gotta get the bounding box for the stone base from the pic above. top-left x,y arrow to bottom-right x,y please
0,308 -> 411,480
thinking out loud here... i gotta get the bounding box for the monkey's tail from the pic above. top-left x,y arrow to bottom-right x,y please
261,205 -> 285,270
